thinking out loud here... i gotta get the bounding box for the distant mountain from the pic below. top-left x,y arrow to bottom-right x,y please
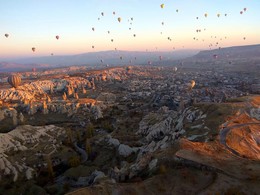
171,44 -> 260,72
190,44 -> 260,60
0,62 -> 51,72
0,50 -> 198,72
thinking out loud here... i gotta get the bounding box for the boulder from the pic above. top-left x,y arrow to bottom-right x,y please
118,144 -> 134,157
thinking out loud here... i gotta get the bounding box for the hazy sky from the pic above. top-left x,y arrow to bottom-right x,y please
0,0 -> 259,58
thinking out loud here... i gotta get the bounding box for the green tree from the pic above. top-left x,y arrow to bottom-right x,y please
85,138 -> 92,156
45,154 -> 54,178
68,156 -> 80,167
66,128 -> 73,145
86,123 -> 94,138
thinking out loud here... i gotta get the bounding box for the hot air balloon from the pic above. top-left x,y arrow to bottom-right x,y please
243,37 -> 246,40
240,11 -> 243,14
32,47 -> 36,52
131,17 -> 133,21
55,35 -> 59,40
92,45 -> 95,49
225,14 -> 227,16
113,11 -> 116,15
133,34 -> 136,37
189,80 -> 196,89
108,31 -> 110,34
196,17 -> 199,20
111,39 -> 114,42
217,13 -> 220,17
204,13 -> 208,17
4,33 -> 9,38
161,22 -> 164,25
118,17 -> 121,22
92,27 -> 95,31
160,4 -> 164,9
176,9 -> 179,12
244,8 -> 247,12
101,12 -> 104,16
120,56 -> 123,60
8,74 -> 21,88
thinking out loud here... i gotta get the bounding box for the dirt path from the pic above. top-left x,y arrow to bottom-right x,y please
220,122 -> 260,157
219,97 -> 260,157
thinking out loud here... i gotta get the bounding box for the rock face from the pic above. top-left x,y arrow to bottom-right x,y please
250,108 -> 260,120
137,106 -> 206,152
91,105 -> 103,120
0,77 -> 94,103
96,93 -> 116,104
0,125 -> 65,182
118,144 -> 135,157
100,105 -> 209,183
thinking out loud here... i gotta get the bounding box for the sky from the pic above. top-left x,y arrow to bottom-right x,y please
0,0 -> 259,58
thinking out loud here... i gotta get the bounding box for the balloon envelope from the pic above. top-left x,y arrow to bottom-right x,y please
8,75 -> 21,88
190,80 -> 196,89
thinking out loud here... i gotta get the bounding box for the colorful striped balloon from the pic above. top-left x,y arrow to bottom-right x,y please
7,74 -> 21,88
